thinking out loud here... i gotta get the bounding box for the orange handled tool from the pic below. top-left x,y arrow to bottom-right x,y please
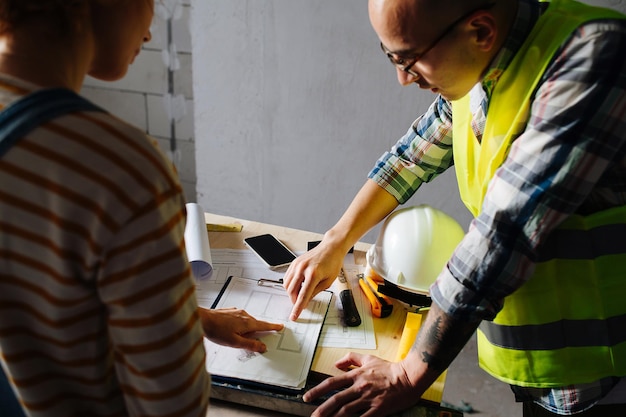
358,275 -> 393,318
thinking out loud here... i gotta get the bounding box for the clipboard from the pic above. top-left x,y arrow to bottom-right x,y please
205,276 -> 333,393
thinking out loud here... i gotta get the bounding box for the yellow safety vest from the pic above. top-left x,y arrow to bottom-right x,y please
452,0 -> 626,387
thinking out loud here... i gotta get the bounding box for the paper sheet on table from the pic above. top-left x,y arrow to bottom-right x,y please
204,276 -> 332,391
184,203 -> 213,280
194,249 -> 376,349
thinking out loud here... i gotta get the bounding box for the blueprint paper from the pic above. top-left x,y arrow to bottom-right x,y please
204,276 -> 331,390
195,249 -> 376,349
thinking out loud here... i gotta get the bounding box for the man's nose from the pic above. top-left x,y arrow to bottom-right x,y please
396,67 -> 419,86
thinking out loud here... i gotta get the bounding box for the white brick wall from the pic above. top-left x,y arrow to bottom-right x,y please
81,0 -> 196,201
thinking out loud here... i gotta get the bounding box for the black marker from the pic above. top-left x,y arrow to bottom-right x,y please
337,268 -> 361,327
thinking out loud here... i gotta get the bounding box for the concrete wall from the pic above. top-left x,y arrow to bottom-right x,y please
190,0 -> 470,243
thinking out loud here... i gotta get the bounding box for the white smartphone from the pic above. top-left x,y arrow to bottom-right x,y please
243,234 -> 297,270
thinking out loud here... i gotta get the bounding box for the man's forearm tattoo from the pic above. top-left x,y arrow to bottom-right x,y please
412,309 -> 479,373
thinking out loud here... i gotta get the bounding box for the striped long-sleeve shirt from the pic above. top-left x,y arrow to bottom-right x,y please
0,74 -> 210,417
368,0 -> 626,413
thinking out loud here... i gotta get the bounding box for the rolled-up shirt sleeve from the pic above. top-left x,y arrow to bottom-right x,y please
368,95 -> 455,204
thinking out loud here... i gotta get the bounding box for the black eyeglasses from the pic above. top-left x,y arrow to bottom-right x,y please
380,3 -> 495,77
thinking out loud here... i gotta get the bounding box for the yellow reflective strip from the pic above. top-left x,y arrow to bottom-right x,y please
478,330 -> 626,387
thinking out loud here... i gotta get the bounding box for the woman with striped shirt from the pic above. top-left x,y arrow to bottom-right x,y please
0,1 -> 282,416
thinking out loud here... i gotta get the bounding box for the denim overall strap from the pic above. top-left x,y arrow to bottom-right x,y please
0,88 -> 103,157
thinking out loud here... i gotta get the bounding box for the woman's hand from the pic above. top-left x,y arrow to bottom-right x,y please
198,307 -> 284,352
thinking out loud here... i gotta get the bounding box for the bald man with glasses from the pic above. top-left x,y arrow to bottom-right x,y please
283,0 -> 626,416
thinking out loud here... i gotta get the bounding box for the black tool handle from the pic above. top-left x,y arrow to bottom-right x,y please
339,289 -> 362,327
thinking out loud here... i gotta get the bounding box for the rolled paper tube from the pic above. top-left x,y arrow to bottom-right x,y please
184,203 -> 213,280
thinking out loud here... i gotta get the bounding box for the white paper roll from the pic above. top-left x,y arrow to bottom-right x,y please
184,202 -> 213,280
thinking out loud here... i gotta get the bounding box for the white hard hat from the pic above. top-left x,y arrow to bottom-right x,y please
366,205 -> 465,294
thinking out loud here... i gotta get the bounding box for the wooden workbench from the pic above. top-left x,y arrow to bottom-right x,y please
203,213 -> 459,417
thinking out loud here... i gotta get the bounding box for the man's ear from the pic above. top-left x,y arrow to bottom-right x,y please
466,13 -> 497,52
